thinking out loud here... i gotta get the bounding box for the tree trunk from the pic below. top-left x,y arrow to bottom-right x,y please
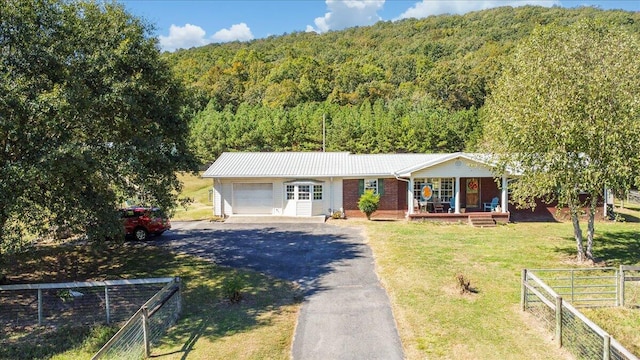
0,214 -> 6,279
585,194 -> 598,261
570,206 -> 585,262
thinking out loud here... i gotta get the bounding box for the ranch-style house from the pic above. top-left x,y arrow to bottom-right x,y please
202,152 -> 535,222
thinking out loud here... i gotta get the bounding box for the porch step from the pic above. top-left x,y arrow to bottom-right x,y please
468,213 -> 497,228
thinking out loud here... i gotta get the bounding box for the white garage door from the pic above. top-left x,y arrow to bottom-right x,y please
233,183 -> 273,214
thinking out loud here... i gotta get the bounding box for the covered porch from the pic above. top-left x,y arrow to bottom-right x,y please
407,210 -> 510,224
400,154 -> 512,222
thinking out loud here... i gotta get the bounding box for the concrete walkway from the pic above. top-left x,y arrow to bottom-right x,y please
167,221 -> 404,359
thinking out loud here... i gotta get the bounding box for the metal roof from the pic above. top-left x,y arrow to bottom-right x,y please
202,152 -> 470,178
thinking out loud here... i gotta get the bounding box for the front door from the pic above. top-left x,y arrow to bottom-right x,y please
466,178 -> 479,209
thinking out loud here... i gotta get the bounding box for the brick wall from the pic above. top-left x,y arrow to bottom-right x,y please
343,178 -> 407,219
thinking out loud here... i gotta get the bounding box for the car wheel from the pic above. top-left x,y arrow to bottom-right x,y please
134,227 -> 148,241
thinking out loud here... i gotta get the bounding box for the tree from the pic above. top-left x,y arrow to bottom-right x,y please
0,0 -> 197,256
358,190 -> 380,220
482,20 -> 640,262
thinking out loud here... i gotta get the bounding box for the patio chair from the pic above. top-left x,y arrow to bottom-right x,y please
483,197 -> 499,212
448,197 -> 455,213
413,198 -> 420,213
433,199 -> 444,213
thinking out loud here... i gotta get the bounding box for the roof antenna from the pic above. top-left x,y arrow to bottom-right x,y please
322,113 -> 326,152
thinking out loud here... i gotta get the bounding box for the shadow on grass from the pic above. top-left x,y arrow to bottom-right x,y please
0,323 -> 117,359
553,229 -> 640,266
149,224 -> 365,358
2,223 -> 364,359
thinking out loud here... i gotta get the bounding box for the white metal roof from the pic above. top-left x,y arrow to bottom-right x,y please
202,152 -> 486,179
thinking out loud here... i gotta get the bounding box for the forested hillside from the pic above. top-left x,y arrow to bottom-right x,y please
163,6 -> 640,163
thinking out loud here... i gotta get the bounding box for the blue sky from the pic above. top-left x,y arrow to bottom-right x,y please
119,0 -> 640,52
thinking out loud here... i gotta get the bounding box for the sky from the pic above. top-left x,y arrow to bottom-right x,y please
119,0 -> 640,52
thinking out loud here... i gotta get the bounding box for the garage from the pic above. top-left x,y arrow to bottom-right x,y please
233,183 -> 273,214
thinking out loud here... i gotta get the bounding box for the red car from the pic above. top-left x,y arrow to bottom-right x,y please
120,207 -> 171,241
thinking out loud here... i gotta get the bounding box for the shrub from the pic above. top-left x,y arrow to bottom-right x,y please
358,190 -> 380,220
222,274 -> 244,303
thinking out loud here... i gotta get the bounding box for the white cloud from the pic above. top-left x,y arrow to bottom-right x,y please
211,23 -> 254,43
158,23 -> 254,52
159,24 -> 210,52
308,0 -> 385,33
398,0 -> 559,20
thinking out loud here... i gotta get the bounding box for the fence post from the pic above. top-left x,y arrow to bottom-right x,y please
555,295 -> 563,348
521,269 -> 527,311
105,286 -> 110,324
570,270 -> 575,303
142,306 -> 150,358
603,334 -> 611,360
619,266 -> 625,307
614,269 -> 619,307
37,288 -> 43,326
175,277 -> 182,316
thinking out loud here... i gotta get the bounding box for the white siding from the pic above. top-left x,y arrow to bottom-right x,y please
214,177 -> 346,217
312,201 -> 324,216
283,199 -> 296,216
222,182 -> 232,216
413,159 -> 495,178
331,179 -> 343,213
296,201 -> 312,216
213,183 -> 223,217
273,180 -> 284,215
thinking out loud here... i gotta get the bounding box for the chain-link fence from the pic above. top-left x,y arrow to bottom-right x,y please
0,278 -> 175,331
522,269 -> 638,360
92,278 -> 181,359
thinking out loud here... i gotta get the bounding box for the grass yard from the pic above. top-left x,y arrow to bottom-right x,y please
353,219 -> 640,359
3,171 -> 640,360
172,172 -> 216,221
1,242 -> 300,359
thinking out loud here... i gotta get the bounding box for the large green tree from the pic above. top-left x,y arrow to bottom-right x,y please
0,0 -> 197,253
482,20 -> 640,262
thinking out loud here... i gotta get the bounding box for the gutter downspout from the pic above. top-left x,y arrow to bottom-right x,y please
393,173 -> 411,218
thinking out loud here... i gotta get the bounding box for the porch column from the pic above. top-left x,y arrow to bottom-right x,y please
501,176 -> 508,213
455,177 -> 461,214
408,178 -> 414,215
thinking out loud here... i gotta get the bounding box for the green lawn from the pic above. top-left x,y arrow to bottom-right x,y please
172,172 -> 216,221
2,243 -> 300,360
4,184 -> 640,359
355,219 -> 640,359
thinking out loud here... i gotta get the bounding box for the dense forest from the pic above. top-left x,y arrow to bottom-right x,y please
162,6 -> 640,163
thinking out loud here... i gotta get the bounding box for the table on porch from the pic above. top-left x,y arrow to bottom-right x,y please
419,201 -> 439,212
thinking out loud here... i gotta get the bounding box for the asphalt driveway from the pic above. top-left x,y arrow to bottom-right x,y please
164,221 -> 404,360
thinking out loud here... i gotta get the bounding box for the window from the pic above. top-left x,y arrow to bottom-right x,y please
286,185 -> 295,200
439,178 -> 454,201
314,185 -> 323,200
286,183 -> 323,201
414,178 -> 454,201
414,179 -> 425,200
364,179 -> 378,194
298,185 -> 310,200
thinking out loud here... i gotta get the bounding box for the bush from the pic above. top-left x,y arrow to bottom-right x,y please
358,190 -> 380,220
222,274 -> 245,303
